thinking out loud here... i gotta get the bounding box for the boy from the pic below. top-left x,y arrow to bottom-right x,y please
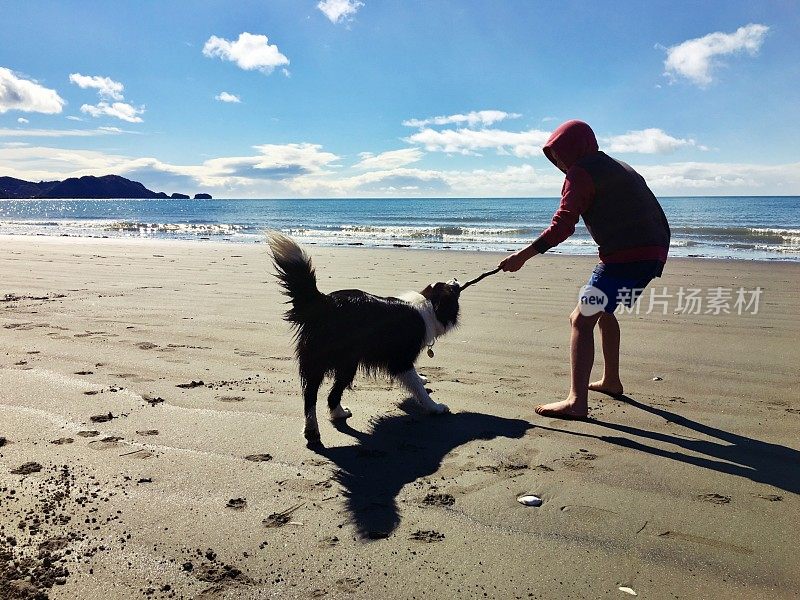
498,120 -> 670,419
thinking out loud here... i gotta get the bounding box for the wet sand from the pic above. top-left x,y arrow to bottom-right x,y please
1,235 -> 798,599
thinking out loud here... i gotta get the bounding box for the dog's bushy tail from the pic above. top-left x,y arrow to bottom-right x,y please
267,232 -> 325,325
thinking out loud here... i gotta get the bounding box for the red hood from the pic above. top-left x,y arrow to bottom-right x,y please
543,120 -> 599,173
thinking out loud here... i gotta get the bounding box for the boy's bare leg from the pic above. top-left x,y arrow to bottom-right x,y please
536,305 -> 601,418
589,311 -> 624,395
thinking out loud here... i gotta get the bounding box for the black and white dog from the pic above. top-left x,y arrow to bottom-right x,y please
268,232 -> 460,444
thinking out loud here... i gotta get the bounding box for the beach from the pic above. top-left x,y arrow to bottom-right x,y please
1,235 -> 798,599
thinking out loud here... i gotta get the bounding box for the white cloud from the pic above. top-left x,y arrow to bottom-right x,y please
663,23 -> 769,86
203,32 -> 289,74
200,143 -> 340,182
68,73 -> 124,100
602,128 -> 706,154
0,145 -> 132,181
215,91 -> 241,103
0,67 -> 65,114
405,127 -> 550,157
403,110 -> 521,128
318,0 -> 363,24
69,72 -> 143,123
638,161 -> 800,193
354,148 -> 422,170
0,127 -> 125,138
4,142 -> 799,198
80,101 -> 144,123
17,117 -> 29,124
66,115 -> 83,121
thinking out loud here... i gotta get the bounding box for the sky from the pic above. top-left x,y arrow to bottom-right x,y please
1,0 -> 799,198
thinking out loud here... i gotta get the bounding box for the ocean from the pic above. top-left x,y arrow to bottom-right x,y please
0,196 -> 798,261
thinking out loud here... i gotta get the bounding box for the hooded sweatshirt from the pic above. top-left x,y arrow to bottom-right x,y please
533,120 -> 670,263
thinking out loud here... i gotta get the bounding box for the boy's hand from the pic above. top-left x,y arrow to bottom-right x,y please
498,250 -> 529,272
498,244 -> 538,272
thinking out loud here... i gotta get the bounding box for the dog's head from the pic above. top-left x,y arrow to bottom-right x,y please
420,279 -> 461,331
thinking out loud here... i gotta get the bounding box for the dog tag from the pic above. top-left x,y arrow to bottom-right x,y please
427,347 -> 434,358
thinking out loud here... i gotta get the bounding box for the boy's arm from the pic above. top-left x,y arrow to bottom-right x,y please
498,167 -> 594,271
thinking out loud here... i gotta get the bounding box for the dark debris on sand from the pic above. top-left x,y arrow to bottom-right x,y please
409,529 -> 445,543
0,464 -> 99,599
89,413 -> 115,423
422,492 -> 455,507
10,463 -> 42,475
226,498 -> 247,510
176,381 -> 205,389
142,394 -> 164,406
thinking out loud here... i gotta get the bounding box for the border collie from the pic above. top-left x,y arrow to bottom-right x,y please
267,232 -> 460,444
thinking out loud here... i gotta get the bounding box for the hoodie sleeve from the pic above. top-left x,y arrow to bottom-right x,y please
531,166 -> 594,254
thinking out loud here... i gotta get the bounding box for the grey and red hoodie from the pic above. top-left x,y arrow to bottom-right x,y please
533,120 -> 670,263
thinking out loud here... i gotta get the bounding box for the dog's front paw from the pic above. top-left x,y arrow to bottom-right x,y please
428,402 -> 450,415
304,425 -> 321,444
418,374 -> 429,384
329,404 -> 352,420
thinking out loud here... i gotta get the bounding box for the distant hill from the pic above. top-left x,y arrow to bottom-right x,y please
0,174 -> 211,200
0,176 -> 59,198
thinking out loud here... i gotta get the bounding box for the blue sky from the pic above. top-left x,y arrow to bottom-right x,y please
1,0 -> 798,197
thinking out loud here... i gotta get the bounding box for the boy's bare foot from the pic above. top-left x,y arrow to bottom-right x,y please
535,399 -> 588,420
588,379 -> 624,396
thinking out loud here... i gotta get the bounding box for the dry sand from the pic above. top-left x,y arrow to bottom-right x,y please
1,235 -> 798,599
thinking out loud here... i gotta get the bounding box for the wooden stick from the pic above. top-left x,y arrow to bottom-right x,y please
459,267 -> 501,291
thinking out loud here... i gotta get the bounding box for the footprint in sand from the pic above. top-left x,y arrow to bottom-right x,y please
74,370 -> 94,375
84,386 -> 122,396
263,503 -> 303,528
478,461 -> 529,474
335,577 -> 365,593
49,438 -> 74,445
560,505 -> 618,522
697,493 -> 731,504
136,429 -> 159,436
226,498 -> 247,510
136,342 -> 159,350
114,373 -> 154,383
244,454 -> 273,462
318,535 -> 339,547
234,349 -> 258,357
218,395 -> 246,402
89,436 -> 124,450
77,430 -> 100,438
757,494 -> 783,501
658,530 -> 751,554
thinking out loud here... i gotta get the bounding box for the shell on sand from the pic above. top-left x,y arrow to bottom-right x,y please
516,495 -> 542,507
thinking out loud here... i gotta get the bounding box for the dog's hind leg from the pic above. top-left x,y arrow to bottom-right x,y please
396,368 -> 449,415
301,368 -> 324,443
328,364 -> 356,420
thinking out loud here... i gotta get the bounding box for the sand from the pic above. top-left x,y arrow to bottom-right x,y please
1,235 -> 798,599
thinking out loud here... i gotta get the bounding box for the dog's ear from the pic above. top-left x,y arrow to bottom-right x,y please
420,284 -> 434,298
